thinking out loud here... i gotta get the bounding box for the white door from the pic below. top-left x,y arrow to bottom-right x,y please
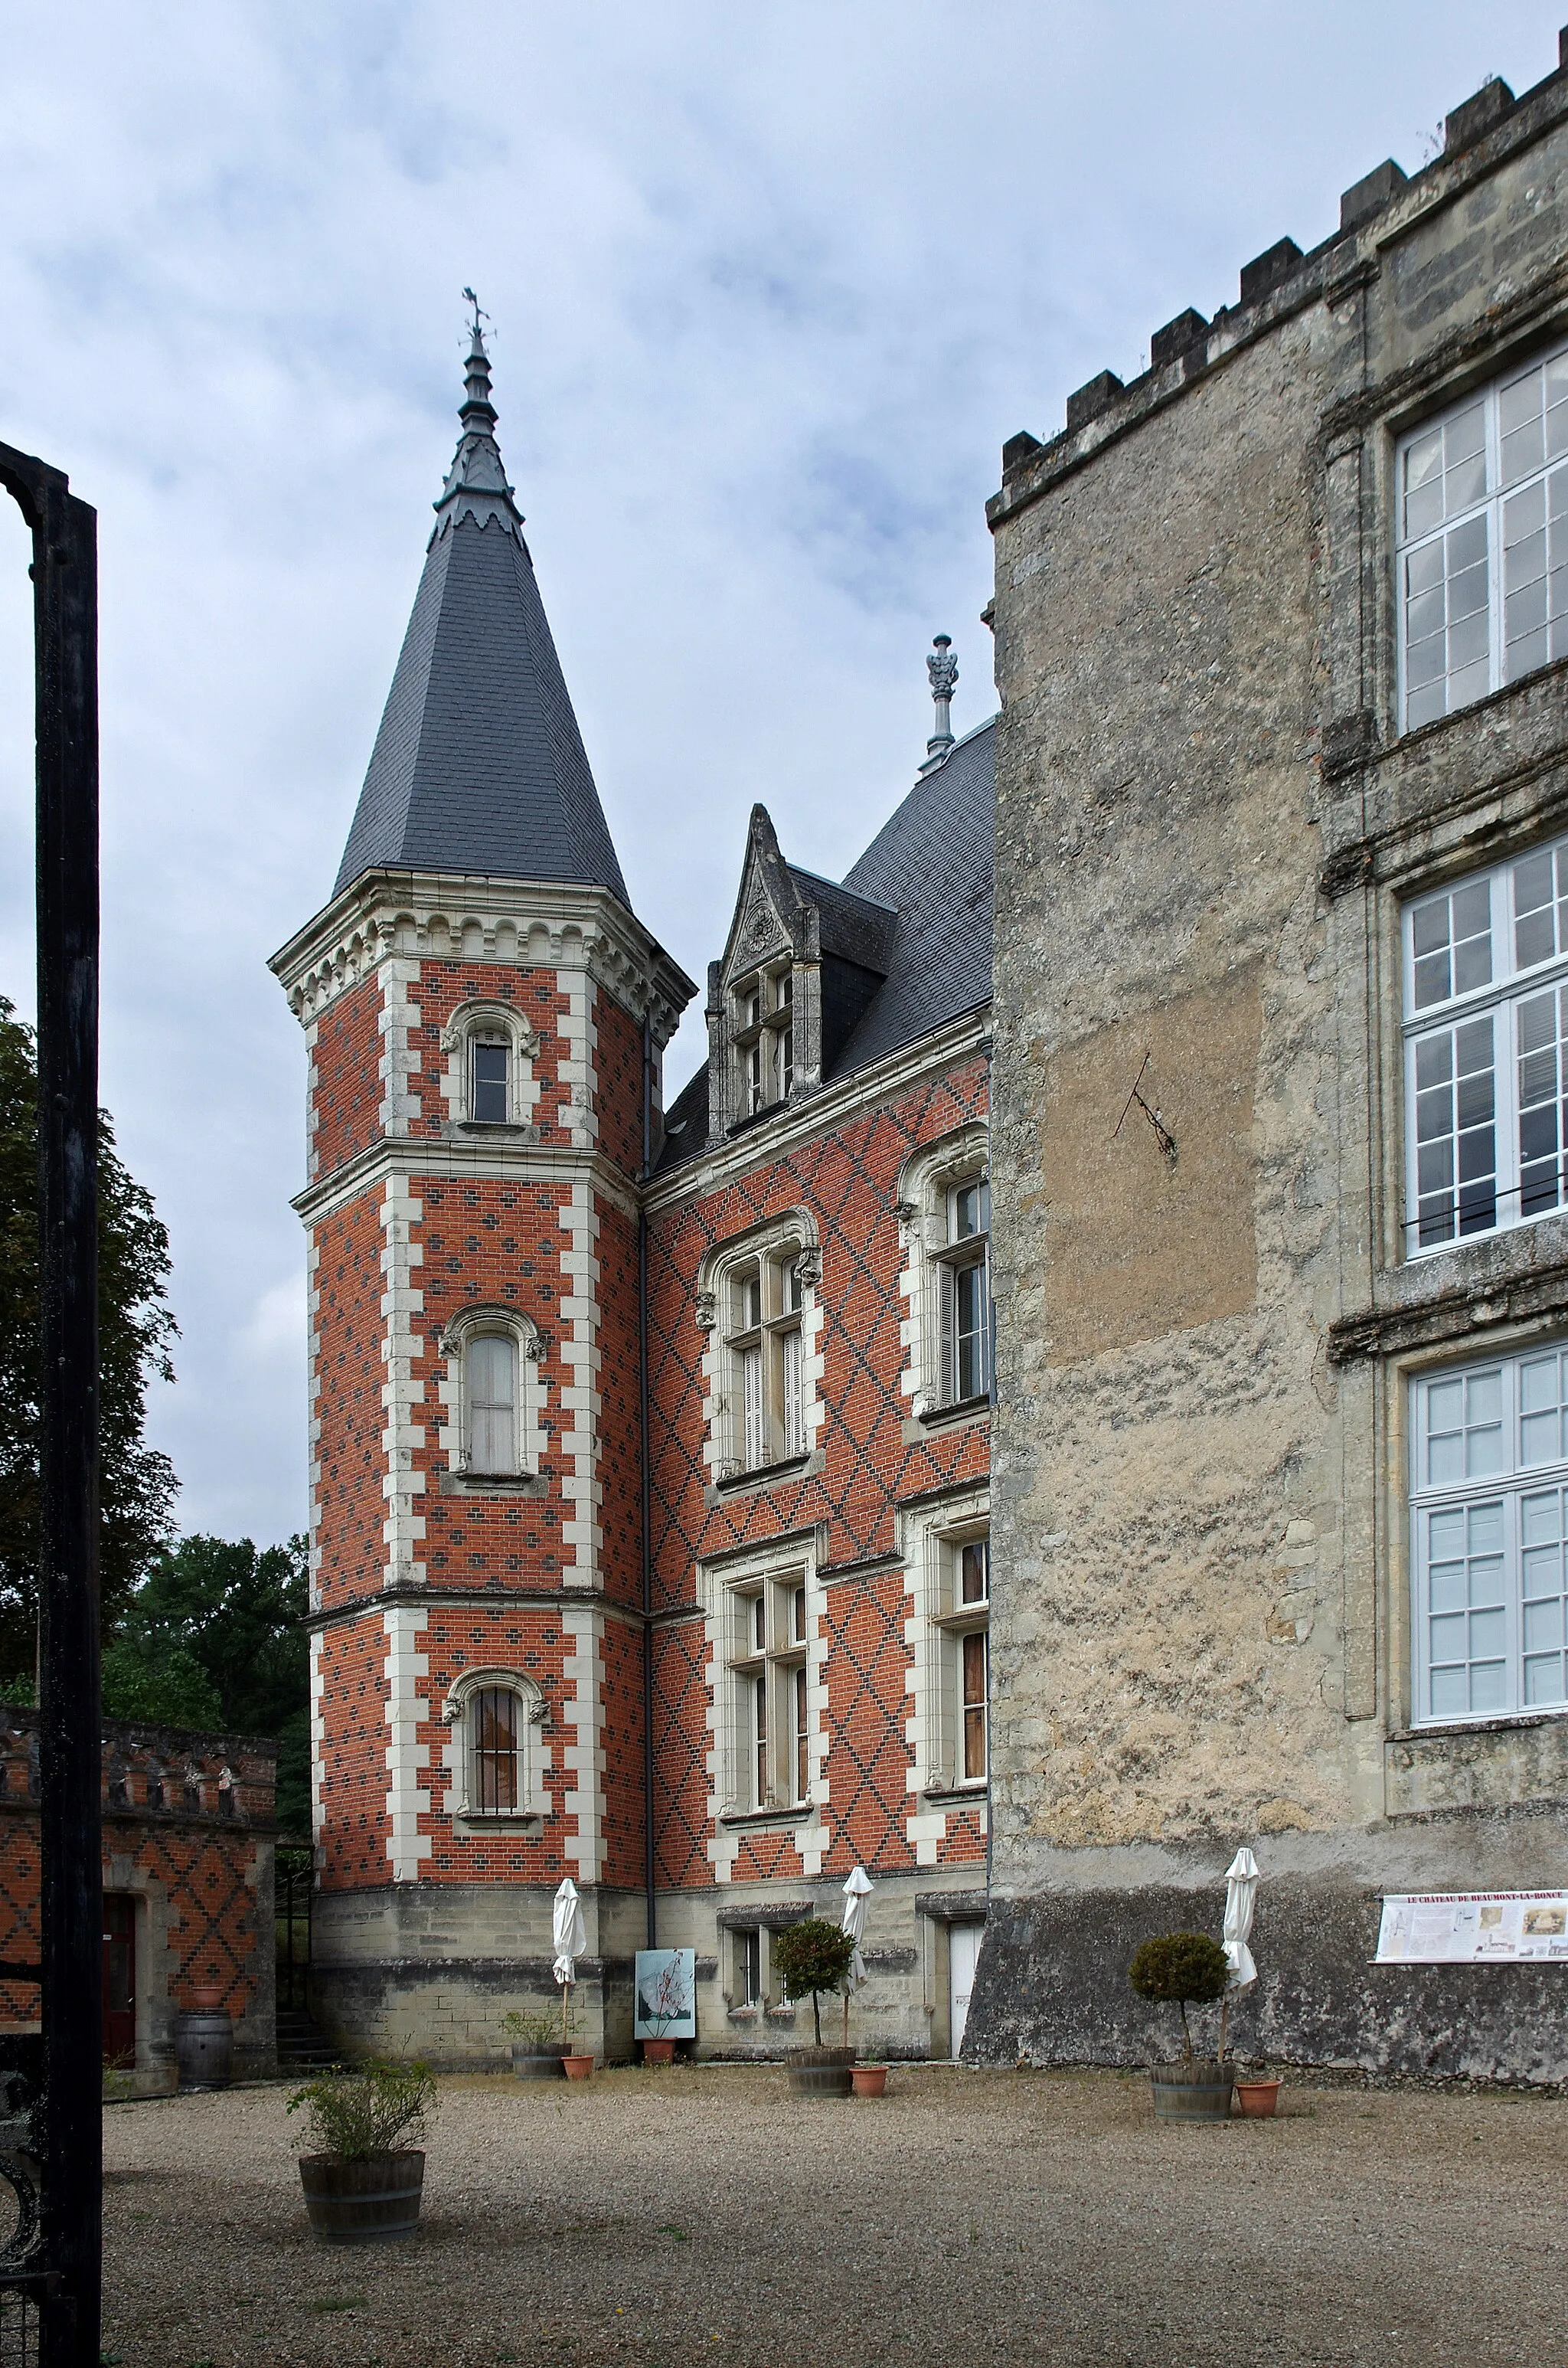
949,1922 -> 985,2058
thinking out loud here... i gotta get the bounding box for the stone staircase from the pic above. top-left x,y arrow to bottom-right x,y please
275,2007 -> 338,2076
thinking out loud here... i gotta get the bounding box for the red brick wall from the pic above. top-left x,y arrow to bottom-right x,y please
312,978 -> 383,1176
646,1053 -> 991,1887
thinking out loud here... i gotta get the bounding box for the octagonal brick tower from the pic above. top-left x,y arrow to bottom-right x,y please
270,323 -> 693,2059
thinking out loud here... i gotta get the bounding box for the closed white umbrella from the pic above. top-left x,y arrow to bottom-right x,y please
1222,1848 -> 1259,1990
1218,1846 -> 1259,2063
840,1866 -> 873,2046
552,1876 -> 587,2044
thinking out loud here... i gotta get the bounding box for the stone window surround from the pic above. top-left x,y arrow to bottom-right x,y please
436,1302 -> 547,1492
697,1215 -> 825,1493
896,1123 -> 991,1429
439,1665 -> 551,1826
698,1538 -> 827,1885
902,1480 -> 991,1867
438,996 -> 541,1134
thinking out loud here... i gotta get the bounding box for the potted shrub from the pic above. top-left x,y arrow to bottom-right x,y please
774,1919 -> 858,2097
1129,1932 -> 1234,2123
501,2009 -> 567,2082
288,2059 -> 437,2243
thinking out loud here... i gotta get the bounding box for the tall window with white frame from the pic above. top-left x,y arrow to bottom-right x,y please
1410,1346 -> 1568,1724
725,1248 -> 806,1471
466,1333 -> 519,1473
733,963 -> 794,1117
940,1536 -> 990,1784
470,1035 -> 510,1123
936,1178 -> 991,1405
1398,342 -> 1568,732
737,1926 -> 762,2008
729,1576 -> 809,1810
1404,834 -> 1568,1252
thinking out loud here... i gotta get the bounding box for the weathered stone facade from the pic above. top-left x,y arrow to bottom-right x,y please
976,50 -> 1568,2082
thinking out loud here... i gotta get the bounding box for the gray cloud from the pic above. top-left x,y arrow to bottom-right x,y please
0,0 -> 1549,1542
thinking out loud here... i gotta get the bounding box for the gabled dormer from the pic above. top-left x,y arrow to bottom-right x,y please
705,806 -> 897,1143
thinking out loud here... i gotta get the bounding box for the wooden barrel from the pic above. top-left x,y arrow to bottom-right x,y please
511,2045 -> 567,2082
174,2010 -> 234,2092
787,2049 -> 854,2098
1150,2061 -> 1234,2122
299,2150 -> 425,2243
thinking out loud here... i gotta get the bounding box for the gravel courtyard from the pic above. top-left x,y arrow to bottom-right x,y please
102,2065 -> 1564,2368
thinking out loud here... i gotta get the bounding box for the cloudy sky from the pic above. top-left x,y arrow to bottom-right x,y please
0,2 -> 1553,1549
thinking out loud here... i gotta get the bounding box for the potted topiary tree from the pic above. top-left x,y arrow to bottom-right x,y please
288,2059 -> 438,2242
1129,1932 -> 1234,2123
501,2009 -> 567,2082
774,1918 -> 858,2097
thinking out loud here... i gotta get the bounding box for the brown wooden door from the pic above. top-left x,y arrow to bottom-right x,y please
102,1895 -> 136,2065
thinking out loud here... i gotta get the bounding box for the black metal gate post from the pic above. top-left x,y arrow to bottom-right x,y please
0,437 -> 103,2368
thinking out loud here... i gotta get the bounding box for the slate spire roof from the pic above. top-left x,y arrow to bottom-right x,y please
333,320 -> 629,903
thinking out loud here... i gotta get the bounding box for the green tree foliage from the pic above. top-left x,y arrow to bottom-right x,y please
287,2061 -> 436,2160
773,1916 -> 857,2048
0,996 -> 178,1673
115,1533 -> 311,1831
1129,1931 -> 1231,2060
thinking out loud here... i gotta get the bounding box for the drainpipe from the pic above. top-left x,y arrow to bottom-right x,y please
639,1013 -> 656,1949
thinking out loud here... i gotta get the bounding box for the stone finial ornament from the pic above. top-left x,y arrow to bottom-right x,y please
922,635 -> 958,772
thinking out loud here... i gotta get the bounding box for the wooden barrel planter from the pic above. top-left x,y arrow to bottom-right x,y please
299,2150 -> 426,2243
787,2049 -> 855,2099
1150,2060 -> 1234,2123
511,2043 -> 567,2082
174,2009 -> 234,2092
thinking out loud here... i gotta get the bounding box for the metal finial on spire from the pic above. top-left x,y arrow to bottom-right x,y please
430,297 -> 521,541
921,634 -> 959,771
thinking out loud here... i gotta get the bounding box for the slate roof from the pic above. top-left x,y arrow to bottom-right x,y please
657,715 -> 994,1169
334,331 -> 628,903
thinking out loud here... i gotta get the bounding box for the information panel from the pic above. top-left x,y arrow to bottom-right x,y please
633,1947 -> 697,2038
1375,1891 -> 1568,1964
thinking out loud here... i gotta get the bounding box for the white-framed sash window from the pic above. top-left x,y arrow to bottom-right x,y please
1398,342 -> 1568,732
1403,836 -> 1568,1253
1411,1346 -> 1568,1725
466,1332 -> 519,1474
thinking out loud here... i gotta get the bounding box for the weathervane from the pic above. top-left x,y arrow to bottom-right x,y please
462,286 -> 490,345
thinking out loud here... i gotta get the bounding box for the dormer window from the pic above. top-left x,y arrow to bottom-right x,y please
733,963 -> 795,1117
471,1038 -> 509,1124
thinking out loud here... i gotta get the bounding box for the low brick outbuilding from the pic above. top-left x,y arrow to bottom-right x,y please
0,1708 -> 277,2082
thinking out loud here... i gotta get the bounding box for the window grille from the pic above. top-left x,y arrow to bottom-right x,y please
1398,344 -> 1568,731
1403,835 -> 1568,1251
470,1686 -> 520,1812
737,1927 -> 762,2007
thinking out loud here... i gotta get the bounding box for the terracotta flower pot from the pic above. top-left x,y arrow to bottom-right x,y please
1233,2078 -> 1282,2118
641,2037 -> 677,2066
850,2065 -> 887,2098
191,1986 -> 225,2013
563,2053 -> 595,2081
